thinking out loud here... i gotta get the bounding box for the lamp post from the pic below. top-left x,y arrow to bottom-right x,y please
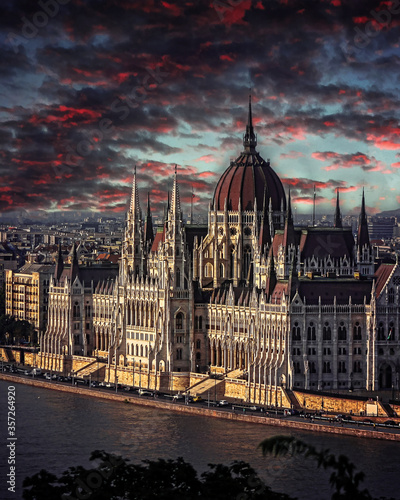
139,359 -> 142,393
214,367 -> 217,402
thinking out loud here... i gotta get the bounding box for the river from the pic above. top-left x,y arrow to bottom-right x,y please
0,380 -> 399,499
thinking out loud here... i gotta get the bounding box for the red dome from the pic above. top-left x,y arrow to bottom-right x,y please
213,96 -> 286,213
213,152 -> 286,212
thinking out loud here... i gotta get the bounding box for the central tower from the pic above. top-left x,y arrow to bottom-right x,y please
194,97 -> 287,287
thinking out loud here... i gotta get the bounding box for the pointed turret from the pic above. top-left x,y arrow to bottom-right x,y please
266,252 -> 277,300
357,188 -> 370,249
170,164 -> 181,220
69,242 -> 80,281
144,192 -> 154,245
283,190 -> 296,249
129,165 -> 142,221
334,189 -> 342,228
259,188 -> 271,249
54,243 -> 64,282
243,93 -> 257,152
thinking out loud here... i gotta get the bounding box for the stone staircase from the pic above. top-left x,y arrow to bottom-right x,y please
74,360 -> 106,380
283,388 -> 303,410
225,368 -> 244,379
379,401 -> 396,418
3,348 -> 16,363
191,377 -> 225,400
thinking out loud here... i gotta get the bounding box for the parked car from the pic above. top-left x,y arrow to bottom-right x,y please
138,389 -> 153,396
191,396 -> 203,403
217,400 -> 230,406
172,393 -> 184,400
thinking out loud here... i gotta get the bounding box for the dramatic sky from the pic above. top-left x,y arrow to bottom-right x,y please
1,0 -> 400,219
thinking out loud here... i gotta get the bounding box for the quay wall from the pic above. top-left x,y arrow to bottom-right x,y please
1,373 -> 400,443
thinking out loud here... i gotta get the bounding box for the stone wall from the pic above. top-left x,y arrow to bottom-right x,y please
2,373 -> 400,443
105,366 -> 191,393
293,390 -> 387,417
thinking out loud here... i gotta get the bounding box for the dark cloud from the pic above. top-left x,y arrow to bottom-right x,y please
1,0 -> 400,214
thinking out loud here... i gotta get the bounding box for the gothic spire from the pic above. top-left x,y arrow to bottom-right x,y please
54,243 -> 64,282
129,165 -> 142,221
259,187 -> 271,249
334,189 -> 342,228
144,192 -> 154,244
69,242 -> 80,282
170,164 -> 181,219
283,189 -> 296,248
243,93 -> 257,152
357,188 -> 370,249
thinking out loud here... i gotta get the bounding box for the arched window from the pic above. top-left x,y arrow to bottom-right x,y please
220,263 -> 224,279
194,316 -> 198,330
176,348 -> 182,360
323,322 -> 331,341
199,316 -> 203,329
176,312 -> 183,330
338,322 -> 347,341
378,322 -> 385,341
205,263 -> 213,278
307,322 -> 316,341
243,245 -> 251,279
196,339 -> 201,349
353,322 -> 362,340
140,345 -> 143,357
388,288 -> 395,304
292,322 -> 301,341
176,268 -> 181,288
73,302 -> 80,318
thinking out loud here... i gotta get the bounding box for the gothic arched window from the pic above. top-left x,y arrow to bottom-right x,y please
323,322 -> 331,341
176,312 -> 183,330
307,322 -> 316,341
338,322 -> 347,341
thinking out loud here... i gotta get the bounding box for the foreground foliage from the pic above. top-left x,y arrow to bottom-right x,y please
22,436 -> 395,500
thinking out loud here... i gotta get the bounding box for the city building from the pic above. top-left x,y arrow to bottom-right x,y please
5,263 -> 55,338
39,100 -> 400,402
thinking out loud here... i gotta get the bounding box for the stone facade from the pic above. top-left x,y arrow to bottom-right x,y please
36,101 -> 400,404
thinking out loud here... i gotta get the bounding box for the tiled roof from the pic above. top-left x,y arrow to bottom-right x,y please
297,279 -> 372,305
374,263 -> 395,298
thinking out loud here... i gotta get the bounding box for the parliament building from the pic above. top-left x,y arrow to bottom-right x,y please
40,100 -> 400,404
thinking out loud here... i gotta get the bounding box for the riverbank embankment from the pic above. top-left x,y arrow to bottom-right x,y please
2,373 -> 400,442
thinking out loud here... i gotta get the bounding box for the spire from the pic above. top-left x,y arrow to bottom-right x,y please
54,243 -> 64,282
144,192 -> 154,244
357,188 -> 370,249
129,165 -> 142,220
243,93 -> 257,152
334,189 -> 342,228
283,189 -> 296,248
259,188 -> 271,249
170,164 -> 181,220
69,242 -> 80,281
312,184 -> 316,227
266,252 -> 277,300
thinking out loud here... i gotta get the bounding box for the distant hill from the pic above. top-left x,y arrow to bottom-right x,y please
376,208 -> 400,218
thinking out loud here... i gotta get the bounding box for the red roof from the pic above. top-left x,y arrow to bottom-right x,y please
151,229 -> 165,253
270,282 -> 288,304
374,264 -> 395,298
213,152 -> 286,212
